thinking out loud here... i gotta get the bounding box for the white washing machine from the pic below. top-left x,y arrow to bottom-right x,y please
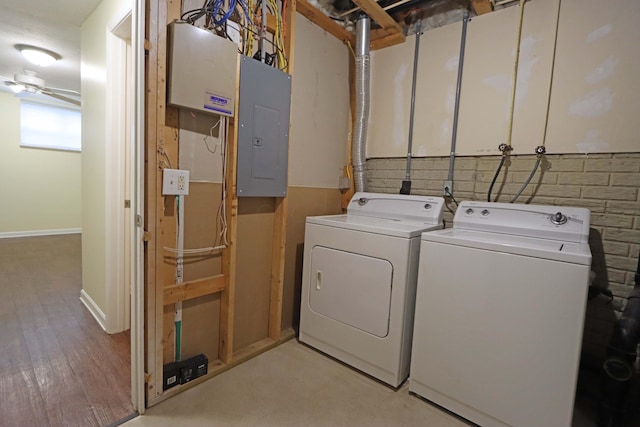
299,192 -> 444,387
410,201 -> 592,427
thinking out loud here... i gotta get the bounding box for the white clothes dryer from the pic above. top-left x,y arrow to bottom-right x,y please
299,192 -> 444,387
410,201 -> 592,427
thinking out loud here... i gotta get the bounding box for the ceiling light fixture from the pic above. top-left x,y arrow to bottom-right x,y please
15,44 -> 61,67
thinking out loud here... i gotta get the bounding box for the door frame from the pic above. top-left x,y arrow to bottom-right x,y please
104,1 -> 146,413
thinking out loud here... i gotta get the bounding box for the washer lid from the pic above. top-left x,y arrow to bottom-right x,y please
308,214 -> 443,238
421,228 -> 592,265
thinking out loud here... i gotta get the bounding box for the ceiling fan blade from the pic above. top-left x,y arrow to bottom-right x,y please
41,89 -> 81,107
47,86 -> 81,96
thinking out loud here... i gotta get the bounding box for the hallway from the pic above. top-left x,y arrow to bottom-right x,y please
0,234 -> 133,426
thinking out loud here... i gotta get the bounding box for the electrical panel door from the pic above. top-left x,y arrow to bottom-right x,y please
237,56 -> 291,197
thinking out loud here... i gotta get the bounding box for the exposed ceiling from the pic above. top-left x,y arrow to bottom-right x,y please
0,0 -> 102,99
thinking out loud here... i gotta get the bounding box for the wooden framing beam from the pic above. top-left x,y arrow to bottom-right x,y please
370,29 -> 405,50
163,275 -> 225,305
296,0 -> 354,45
145,0 -> 161,399
219,114 -> 240,364
269,0 -> 296,340
471,0 -> 493,15
146,0 -> 300,407
351,0 -> 402,35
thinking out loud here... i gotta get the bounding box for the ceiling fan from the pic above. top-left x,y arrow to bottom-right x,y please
3,70 -> 81,107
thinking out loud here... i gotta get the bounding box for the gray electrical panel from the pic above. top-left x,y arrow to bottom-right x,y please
237,56 -> 291,197
167,21 -> 237,116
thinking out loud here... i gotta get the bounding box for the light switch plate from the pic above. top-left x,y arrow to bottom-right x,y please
163,169 -> 190,195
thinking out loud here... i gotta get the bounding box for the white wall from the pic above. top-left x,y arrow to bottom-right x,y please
368,0 -> 640,158
289,14 -> 350,188
80,0 -> 130,314
0,93 -> 81,235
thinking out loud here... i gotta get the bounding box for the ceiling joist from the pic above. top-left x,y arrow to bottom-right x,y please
296,0 -> 405,50
370,29 -> 405,50
296,0 -> 355,45
471,0 -> 493,15
351,0 -> 403,35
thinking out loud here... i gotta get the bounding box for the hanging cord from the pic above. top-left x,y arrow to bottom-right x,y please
510,0 -> 561,203
488,0 -> 525,202
510,146 -> 544,203
487,152 -> 506,202
164,117 -> 229,255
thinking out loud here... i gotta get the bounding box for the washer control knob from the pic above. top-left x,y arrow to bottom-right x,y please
550,212 -> 568,225
465,208 -> 474,215
357,197 -> 368,206
481,209 -> 490,216
424,203 -> 432,210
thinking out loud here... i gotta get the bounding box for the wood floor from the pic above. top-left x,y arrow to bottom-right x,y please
0,234 -> 134,427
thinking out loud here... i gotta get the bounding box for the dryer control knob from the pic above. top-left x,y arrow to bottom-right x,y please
481,209 -> 490,216
357,197 -> 368,206
465,208 -> 474,215
424,203 -> 432,210
550,212 -> 568,225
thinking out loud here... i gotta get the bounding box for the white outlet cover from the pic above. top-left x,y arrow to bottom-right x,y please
162,169 -> 190,195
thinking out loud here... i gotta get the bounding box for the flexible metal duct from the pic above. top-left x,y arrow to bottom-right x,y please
352,16 -> 371,193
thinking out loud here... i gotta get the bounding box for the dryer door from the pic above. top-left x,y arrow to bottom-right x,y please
309,246 -> 393,337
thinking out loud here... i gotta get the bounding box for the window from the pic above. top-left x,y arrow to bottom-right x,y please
20,101 -> 81,152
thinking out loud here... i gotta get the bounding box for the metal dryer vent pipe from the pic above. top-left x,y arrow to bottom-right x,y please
352,15 -> 371,193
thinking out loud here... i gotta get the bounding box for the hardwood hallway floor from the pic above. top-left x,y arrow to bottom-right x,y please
0,234 -> 134,427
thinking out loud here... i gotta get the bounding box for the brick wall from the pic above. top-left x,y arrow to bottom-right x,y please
367,153 -> 640,360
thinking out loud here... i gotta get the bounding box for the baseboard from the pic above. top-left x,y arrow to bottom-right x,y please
0,228 -> 81,239
80,289 -> 107,331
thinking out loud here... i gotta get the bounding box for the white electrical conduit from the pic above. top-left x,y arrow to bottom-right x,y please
510,0 -> 561,203
175,193 -> 185,361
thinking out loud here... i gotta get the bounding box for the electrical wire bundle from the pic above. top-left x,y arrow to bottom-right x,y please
181,0 -> 288,71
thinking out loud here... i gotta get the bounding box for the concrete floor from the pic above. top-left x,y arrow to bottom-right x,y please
123,339 -> 604,427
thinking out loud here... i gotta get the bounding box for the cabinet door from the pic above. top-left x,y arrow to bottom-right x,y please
309,246 -> 393,338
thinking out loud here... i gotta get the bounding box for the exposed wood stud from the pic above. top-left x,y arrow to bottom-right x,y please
220,104 -> 240,363
163,275 -> 226,305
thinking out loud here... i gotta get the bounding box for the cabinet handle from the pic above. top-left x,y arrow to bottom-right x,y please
316,271 -> 322,290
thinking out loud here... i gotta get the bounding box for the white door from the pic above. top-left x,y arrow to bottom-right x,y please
309,246 -> 393,338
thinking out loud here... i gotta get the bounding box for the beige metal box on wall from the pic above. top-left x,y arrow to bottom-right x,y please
167,21 -> 238,116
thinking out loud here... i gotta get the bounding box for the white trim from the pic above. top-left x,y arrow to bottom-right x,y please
0,228 -> 81,239
105,9 -> 133,335
80,289 -> 107,331
131,0 -> 146,413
